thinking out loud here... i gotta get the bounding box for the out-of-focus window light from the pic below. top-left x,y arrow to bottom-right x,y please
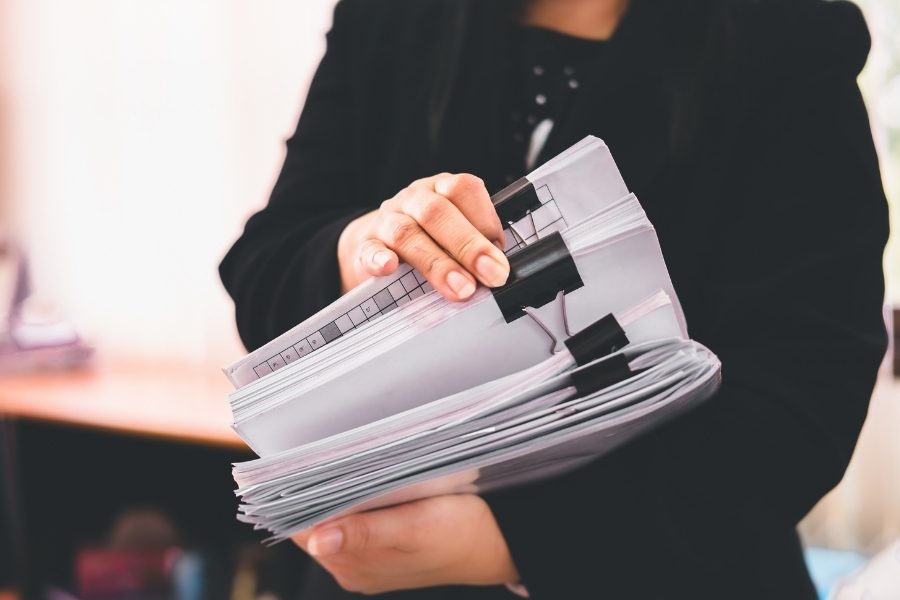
857,0 -> 900,303
802,0 -> 900,557
1,0 -> 335,366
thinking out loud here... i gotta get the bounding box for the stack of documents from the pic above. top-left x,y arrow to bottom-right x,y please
224,137 -> 721,542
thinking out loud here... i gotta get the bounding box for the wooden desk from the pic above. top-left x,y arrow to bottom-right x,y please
0,360 -> 259,595
0,360 -> 242,448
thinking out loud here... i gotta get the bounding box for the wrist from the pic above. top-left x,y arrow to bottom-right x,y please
460,503 -> 519,586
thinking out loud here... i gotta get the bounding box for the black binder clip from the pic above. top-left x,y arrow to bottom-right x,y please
570,354 -> 634,396
491,177 -> 542,223
564,314 -> 630,366
491,231 -> 583,323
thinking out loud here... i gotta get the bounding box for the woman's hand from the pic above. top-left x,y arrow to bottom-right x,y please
337,173 -> 510,299
292,494 -> 519,595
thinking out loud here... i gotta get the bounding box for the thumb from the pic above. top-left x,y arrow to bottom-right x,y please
308,515 -> 374,557
358,239 -> 399,277
307,524 -> 347,557
308,509 -> 405,557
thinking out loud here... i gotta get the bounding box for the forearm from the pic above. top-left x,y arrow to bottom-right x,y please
219,209 -> 365,350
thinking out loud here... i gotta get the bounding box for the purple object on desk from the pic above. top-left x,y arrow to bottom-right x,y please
0,239 -> 93,375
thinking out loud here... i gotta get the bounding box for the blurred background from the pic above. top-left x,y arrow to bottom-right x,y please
0,0 -> 897,598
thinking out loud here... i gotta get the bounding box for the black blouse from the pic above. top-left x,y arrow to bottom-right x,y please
500,27 -> 607,181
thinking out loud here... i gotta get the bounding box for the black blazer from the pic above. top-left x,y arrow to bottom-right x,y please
220,0 -> 889,598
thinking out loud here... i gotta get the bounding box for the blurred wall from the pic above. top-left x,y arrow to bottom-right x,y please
799,0 -> 900,556
856,0 -> 900,304
1,0 -> 336,365
0,0 -> 12,226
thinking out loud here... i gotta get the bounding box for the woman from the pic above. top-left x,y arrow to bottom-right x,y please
220,0 -> 889,597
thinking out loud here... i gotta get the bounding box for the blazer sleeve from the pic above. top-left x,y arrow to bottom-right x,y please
219,0 -> 369,351
485,4 -> 888,597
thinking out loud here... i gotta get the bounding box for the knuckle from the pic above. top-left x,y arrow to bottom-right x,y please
354,518 -> 372,550
386,184 -> 417,210
457,172 -> 484,189
454,235 -> 482,263
398,184 -> 418,201
449,173 -> 484,197
457,235 -> 481,258
382,214 -> 418,247
358,239 -> 379,260
415,195 -> 448,225
341,515 -> 371,552
423,253 -> 449,277
411,173 -> 445,189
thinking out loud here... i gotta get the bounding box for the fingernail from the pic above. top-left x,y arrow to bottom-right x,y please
372,250 -> 391,269
308,527 -> 344,557
475,253 -> 509,287
446,270 -> 476,299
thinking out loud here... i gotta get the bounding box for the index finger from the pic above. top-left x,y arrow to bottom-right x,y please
414,173 -> 504,246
